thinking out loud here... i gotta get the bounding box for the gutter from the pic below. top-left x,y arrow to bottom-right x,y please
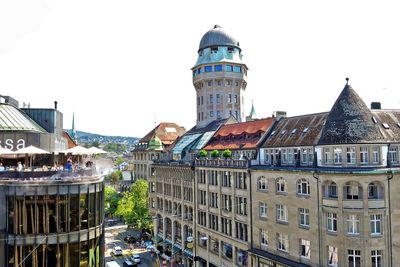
387,169 -> 393,267
312,171 -> 322,267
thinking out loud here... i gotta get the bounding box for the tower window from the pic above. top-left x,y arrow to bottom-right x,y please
205,66 -> 212,72
234,95 -> 238,103
226,65 -> 233,72
215,65 -> 222,72
211,46 -> 218,53
217,80 -> 222,86
201,96 -> 204,105
226,80 -> 231,86
235,81 -> 239,86
210,95 -> 214,104
216,94 -> 221,103
207,81 -> 212,86
233,66 -> 242,73
228,94 -> 232,103
228,47 -> 234,53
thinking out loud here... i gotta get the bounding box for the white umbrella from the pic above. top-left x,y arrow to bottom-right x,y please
14,145 -> 50,169
62,145 -> 91,155
87,146 -> 108,155
0,146 -> 14,155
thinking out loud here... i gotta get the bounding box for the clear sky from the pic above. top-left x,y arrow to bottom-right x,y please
1,0 -> 399,137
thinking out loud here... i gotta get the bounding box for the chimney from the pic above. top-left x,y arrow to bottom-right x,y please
275,111 -> 287,121
371,102 -> 381,110
54,101 -> 58,110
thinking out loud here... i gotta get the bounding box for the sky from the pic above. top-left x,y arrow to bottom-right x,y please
1,0 -> 400,137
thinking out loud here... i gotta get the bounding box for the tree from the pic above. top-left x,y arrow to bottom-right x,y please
198,149 -> 207,158
211,149 -> 220,159
104,186 -> 120,217
105,170 -> 123,188
115,157 -> 124,167
222,149 -> 232,158
115,179 -> 152,229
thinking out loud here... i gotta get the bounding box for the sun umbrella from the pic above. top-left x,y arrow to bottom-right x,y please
87,146 -> 108,155
62,145 -> 91,155
14,145 -> 50,169
0,146 -> 14,155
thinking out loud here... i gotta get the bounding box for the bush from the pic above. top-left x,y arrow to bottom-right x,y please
211,150 -> 220,159
222,149 -> 232,158
198,149 -> 207,158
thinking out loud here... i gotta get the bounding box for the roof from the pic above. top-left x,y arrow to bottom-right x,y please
370,109 -> 400,142
0,103 -> 47,133
63,131 -> 77,148
204,118 -> 275,150
262,113 -> 328,148
319,82 -> 385,145
139,122 -> 186,145
199,25 -> 240,52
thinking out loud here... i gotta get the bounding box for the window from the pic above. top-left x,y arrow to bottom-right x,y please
299,208 -> 310,227
370,214 -> 382,235
207,81 -> 212,86
226,65 -> 233,72
233,66 -> 242,73
197,97 -> 200,106
389,147 -> 398,163
371,250 -> 382,267
222,171 -> 231,187
235,172 -> 247,189
324,148 -> 331,164
328,246 -> 338,267
235,111 -> 239,120
282,149 -> 287,163
277,233 -> 289,252
347,214 -> 360,235
222,194 -> 232,212
326,182 -> 338,198
226,80 -> 231,86
235,197 -> 247,215
360,147 -> 369,163
327,212 -> 337,232
199,190 -> 206,205
344,182 -> 361,199
259,202 -> 268,218
257,230 -> 267,250
214,65 -> 222,71
209,214 -> 218,231
258,176 -> 268,191
235,222 -> 248,241
300,239 -> 310,259
222,242 -> 232,259
217,110 -> 221,118
210,111 -> 214,117
228,94 -> 232,103
209,192 -> 218,208
346,147 -> 356,164
234,94 -> 238,103
368,182 -> 380,199
276,204 -> 288,222
276,178 -> 287,193
297,179 -> 310,195
209,94 -> 214,104
221,217 -> 232,236
373,146 -> 379,163
348,250 -> 361,267
217,80 -> 222,86
205,65 -> 212,72
334,148 -> 342,164
302,149 -> 308,164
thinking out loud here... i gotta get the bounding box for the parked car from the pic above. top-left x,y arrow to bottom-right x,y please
112,246 -> 123,256
131,254 -> 141,263
123,260 -> 137,267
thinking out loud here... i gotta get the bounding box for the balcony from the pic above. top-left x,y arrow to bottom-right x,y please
368,199 -> 385,209
322,198 -> 339,208
195,159 -> 248,169
343,200 -> 363,209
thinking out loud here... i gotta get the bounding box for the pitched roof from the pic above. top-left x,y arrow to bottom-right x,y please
319,83 -> 384,145
204,118 -> 275,150
370,110 -> 400,142
262,113 -> 328,148
0,103 -> 47,133
139,122 -> 186,145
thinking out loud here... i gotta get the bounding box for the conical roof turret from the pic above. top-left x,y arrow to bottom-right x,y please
319,78 -> 383,144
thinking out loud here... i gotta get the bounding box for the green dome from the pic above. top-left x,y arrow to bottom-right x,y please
148,136 -> 163,150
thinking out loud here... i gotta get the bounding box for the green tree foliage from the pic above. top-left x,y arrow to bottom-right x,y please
114,157 -> 125,167
222,149 -> 232,158
115,179 -> 152,229
105,170 -> 123,188
198,149 -> 207,158
104,142 -> 127,155
104,186 -> 120,217
211,149 -> 220,158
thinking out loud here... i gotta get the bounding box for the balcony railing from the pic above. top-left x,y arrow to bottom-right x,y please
195,159 -> 248,168
343,200 -> 363,209
368,199 -> 385,209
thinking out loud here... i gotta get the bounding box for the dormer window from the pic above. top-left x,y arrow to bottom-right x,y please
372,117 -> 378,124
291,129 -> 297,135
228,47 -> 234,53
270,131 -> 275,136
211,46 -> 218,53
281,130 -> 286,135
302,128 -> 309,134
397,123 -> 400,128
382,123 -> 390,129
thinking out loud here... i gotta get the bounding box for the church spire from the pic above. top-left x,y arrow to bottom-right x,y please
71,112 -> 77,143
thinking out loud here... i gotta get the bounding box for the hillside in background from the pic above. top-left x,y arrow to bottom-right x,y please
64,129 -> 139,154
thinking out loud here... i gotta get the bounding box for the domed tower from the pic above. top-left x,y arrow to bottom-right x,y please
192,25 -> 248,128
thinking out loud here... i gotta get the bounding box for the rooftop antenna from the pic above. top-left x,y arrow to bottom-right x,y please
346,77 -> 349,85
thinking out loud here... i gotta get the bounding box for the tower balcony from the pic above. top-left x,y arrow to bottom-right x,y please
193,71 -> 245,83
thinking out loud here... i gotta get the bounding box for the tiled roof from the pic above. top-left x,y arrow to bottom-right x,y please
370,110 -> 400,142
262,113 -> 328,148
204,118 -> 275,150
139,122 -> 186,144
319,83 -> 384,145
0,103 -> 47,133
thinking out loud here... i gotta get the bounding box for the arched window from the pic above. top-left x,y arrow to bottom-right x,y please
297,179 -> 310,195
368,182 -> 383,199
324,181 -> 338,198
258,176 -> 268,191
276,177 -> 287,193
344,181 -> 362,200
